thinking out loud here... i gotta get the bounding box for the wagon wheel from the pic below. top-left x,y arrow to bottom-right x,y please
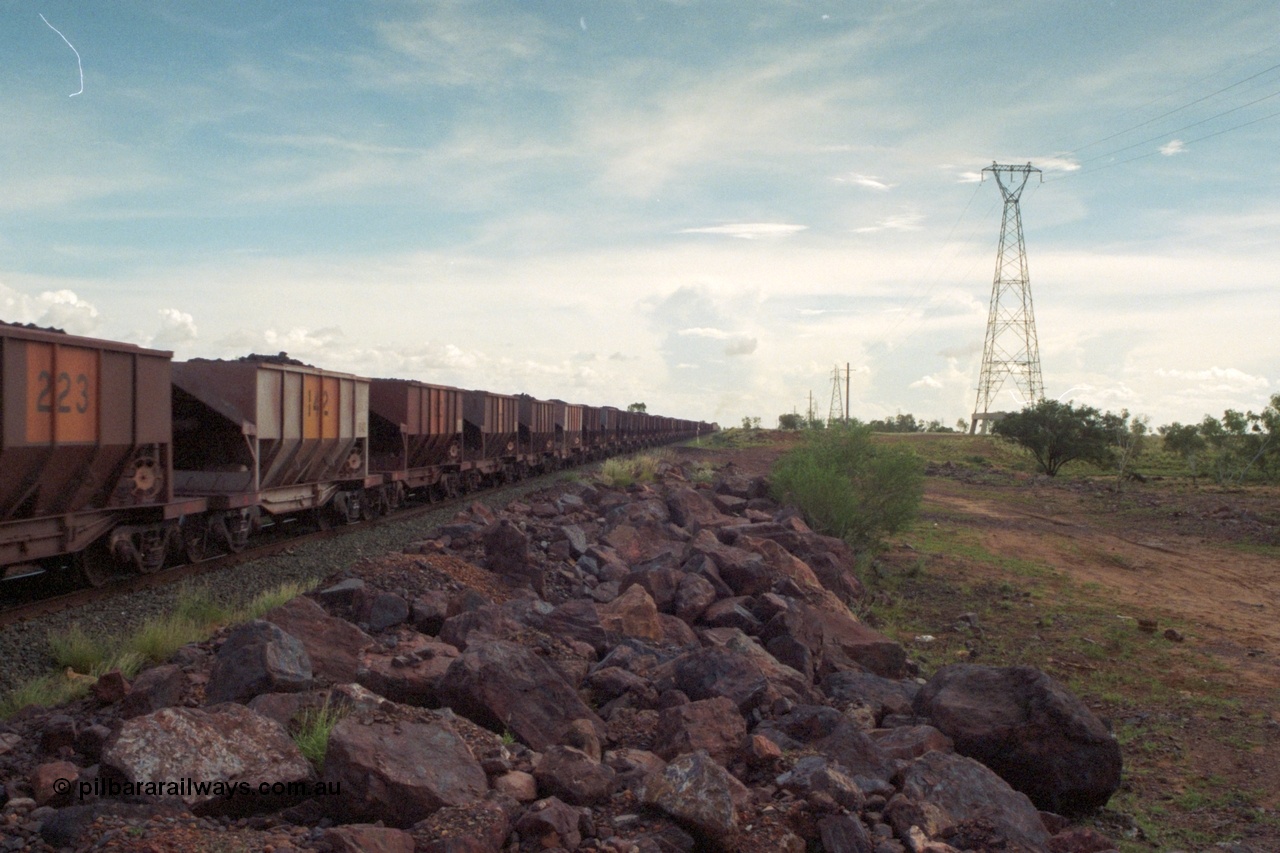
75,541 -> 118,588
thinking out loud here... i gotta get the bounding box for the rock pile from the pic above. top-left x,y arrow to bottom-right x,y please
0,460 -> 1124,852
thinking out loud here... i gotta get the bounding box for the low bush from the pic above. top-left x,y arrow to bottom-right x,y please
770,425 -> 924,549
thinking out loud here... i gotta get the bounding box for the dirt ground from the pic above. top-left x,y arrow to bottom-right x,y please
923,475 -> 1280,691
682,433 -> 1280,850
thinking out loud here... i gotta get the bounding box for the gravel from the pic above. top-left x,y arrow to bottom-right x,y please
0,474 -> 579,700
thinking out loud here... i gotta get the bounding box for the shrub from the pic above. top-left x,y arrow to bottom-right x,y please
770,425 -> 924,548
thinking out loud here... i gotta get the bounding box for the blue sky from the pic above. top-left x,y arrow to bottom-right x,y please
2,1 -> 1278,428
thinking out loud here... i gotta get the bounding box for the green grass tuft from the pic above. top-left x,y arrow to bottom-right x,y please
292,698 -> 348,771
47,623 -> 111,675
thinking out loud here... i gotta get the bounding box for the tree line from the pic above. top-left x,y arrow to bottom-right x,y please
776,412 -> 960,433
769,394 -> 1280,483
993,395 -> 1280,483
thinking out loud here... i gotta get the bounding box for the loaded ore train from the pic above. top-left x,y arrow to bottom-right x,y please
0,322 -> 713,588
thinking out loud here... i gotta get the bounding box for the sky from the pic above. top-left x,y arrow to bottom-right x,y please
2,0 -> 1278,429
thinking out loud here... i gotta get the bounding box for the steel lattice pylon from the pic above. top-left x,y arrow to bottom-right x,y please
827,364 -> 844,427
970,162 -> 1044,435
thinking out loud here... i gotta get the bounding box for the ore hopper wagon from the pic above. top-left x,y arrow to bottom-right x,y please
517,394 -> 556,473
0,324 -> 200,586
462,389 -> 518,487
550,399 -> 584,463
368,378 -> 465,503
171,357 -> 376,556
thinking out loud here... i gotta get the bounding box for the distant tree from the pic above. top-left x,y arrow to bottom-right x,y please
1102,409 -> 1149,484
1158,422 -> 1206,480
741,416 -> 762,430
778,413 -> 803,430
865,413 -> 956,433
992,400 -> 1113,476
1198,395 -> 1280,484
626,402 -> 647,413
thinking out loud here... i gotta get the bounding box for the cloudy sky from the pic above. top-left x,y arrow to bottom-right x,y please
2,1 -> 1278,428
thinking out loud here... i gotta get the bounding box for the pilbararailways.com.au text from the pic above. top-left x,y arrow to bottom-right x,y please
56,777 -> 341,800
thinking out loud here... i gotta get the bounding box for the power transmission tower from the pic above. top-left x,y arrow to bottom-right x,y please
971,162 -> 1045,435
827,365 -> 844,427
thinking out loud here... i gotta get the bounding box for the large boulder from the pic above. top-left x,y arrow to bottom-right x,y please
651,696 -> 746,766
736,535 -> 824,595
666,487 -> 730,531
688,530 -> 772,596
205,620 -> 312,704
809,719 -> 899,791
673,573 -> 718,623
356,633 -> 459,706
642,751 -> 744,848
821,670 -> 917,724
437,640 -> 605,751
102,703 -> 312,815
761,601 -> 908,679
889,750 -> 1051,853
658,640 -> 813,713
120,664 -> 185,719
265,595 -> 372,684
776,755 -> 866,811
597,584 -> 664,643
322,715 -> 487,827
601,521 -> 683,565
513,796 -> 588,850
539,599 -> 609,656
482,519 -> 533,580
720,521 -> 864,604
437,604 -> 524,651
914,664 -> 1122,815
533,745 -> 616,806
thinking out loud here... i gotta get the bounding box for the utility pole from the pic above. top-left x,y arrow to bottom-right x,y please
806,390 -> 815,427
845,362 -> 851,423
971,162 -> 1045,435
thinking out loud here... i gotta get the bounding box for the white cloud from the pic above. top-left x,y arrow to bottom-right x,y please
910,375 -> 943,389
1,289 -> 103,336
835,173 -> 895,191
855,210 -> 925,233
724,336 -> 758,356
679,327 -> 732,339
1160,139 -> 1186,156
150,308 -> 198,350
679,223 -> 808,240
1031,156 -> 1080,173
1155,366 -> 1270,392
